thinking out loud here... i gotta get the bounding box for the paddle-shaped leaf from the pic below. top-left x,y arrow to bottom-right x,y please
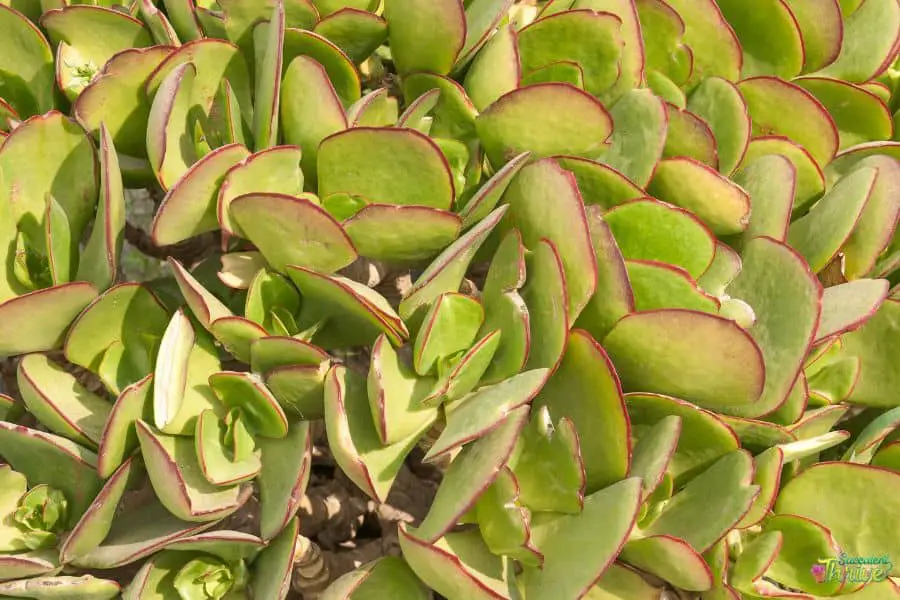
384,0 -> 465,75
152,144 -> 251,245
517,8 -> 623,98
0,4 -> 54,116
504,158 -> 597,322
325,365 -> 431,502
146,62 -> 198,191
784,0 -> 842,73
776,462 -> 900,559
464,24 -> 521,112
282,28 -> 361,106
663,0 -> 741,83
416,406 -> 529,542
0,284 -> 98,358
77,125 -> 125,292
788,166 -> 877,273
231,192 -> 357,274
216,146 -> 304,238
521,478 -> 642,600
620,535 -> 713,591
365,335 -> 438,447
399,527 -> 510,600
426,369 -> 547,461
74,46 -> 173,160
136,421 -> 249,522
344,205 -> 461,262
817,0 -> 900,82
663,104 -> 719,168
153,309 -> 194,431
208,371 -> 288,438
400,206 -> 507,329
686,77 -> 750,175
647,157 -> 750,235
602,89 -> 667,187
509,406 -> 585,514
736,155 -> 796,244
626,393 -> 739,483
603,310 -> 765,409
842,155 -> 900,278
318,127 -> 454,210
0,111 -> 98,254
723,237 -> 822,419
69,496 -> 219,569
740,136 -> 825,214
17,353 -> 111,449
604,199 -> 715,278
717,0 -> 803,78
59,457 -> 136,564
534,330 -> 630,492
321,556 -> 431,600
258,422 -> 311,541
282,55 -> 348,185
738,77 -> 839,168
575,206 -> 635,340
476,83 -> 612,167
0,423 -> 102,525
288,265 -> 408,348
0,575 -> 120,598
252,0 -> 285,151
249,517 -> 299,600
642,450 -> 759,553
97,374 -> 152,478
64,284 -> 168,396
842,299 -> 900,408
626,260 -> 718,313
521,239 -> 569,371
636,0 -> 693,85
42,5 -> 152,100
816,279 -> 889,342
314,8 -> 388,64
629,415 -> 680,501
195,409 -> 261,485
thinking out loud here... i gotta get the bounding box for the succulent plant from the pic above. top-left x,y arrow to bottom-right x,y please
1,0 -> 900,598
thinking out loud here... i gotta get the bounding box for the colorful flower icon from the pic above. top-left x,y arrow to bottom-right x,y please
811,564 -> 826,583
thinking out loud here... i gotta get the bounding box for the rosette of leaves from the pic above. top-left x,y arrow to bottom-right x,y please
1,0 -> 900,598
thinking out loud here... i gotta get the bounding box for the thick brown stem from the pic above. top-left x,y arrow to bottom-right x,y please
125,222 -> 217,265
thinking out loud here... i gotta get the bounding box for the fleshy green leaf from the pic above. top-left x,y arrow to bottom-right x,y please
647,157 -> 750,235
504,158 -> 597,322
534,330 -> 630,492
383,0 -> 465,76
723,237 -> 822,419
258,422 -> 311,541
325,365 -> 431,502
0,284 -> 98,359
521,478 -> 642,600
151,144 -> 251,246
318,127 -> 455,210
231,192 -> 358,274
776,462 -> 900,559
426,369 -> 547,461
0,423 -> 102,526
416,406 -> 529,542
604,199 -> 715,278
0,4 -> 54,117
136,420 -> 250,522
788,165 -> 877,273
476,83 -> 612,167
17,353 -> 111,449
604,310 -> 765,409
